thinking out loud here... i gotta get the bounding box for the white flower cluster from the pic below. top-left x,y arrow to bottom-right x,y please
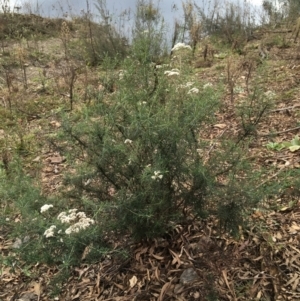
42,207 -> 95,238
124,139 -> 133,144
44,225 -> 56,238
187,87 -> 199,94
118,69 -> 126,80
164,68 -> 180,77
155,64 -> 169,69
171,42 -> 192,52
203,82 -> 213,89
57,209 -> 95,235
151,170 -> 163,180
179,82 -> 194,88
40,204 -> 53,213
178,81 -> 200,95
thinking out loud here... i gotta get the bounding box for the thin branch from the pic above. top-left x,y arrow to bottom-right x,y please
268,105 -> 300,113
256,167 -> 285,188
260,126 -> 300,136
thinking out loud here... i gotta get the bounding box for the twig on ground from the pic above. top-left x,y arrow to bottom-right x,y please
256,167 -> 285,188
205,127 -> 228,160
268,105 -> 300,113
260,126 -> 300,136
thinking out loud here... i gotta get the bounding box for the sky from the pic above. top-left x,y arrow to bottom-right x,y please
6,0 -> 266,40
7,0 -> 264,18
3,0 -> 266,52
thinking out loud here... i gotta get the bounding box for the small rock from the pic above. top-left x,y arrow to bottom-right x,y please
180,267 -> 199,284
48,156 -> 65,164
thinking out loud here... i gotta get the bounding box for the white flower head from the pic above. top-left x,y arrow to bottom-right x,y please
44,225 -> 56,238
57,212 -> 72,223
188,87 -> 199,94
138,101 -> 147,105
171,42 -> 192,51
124,139 -> 133,144
58,209 -> 95,234
203,83 -> 213,89
40,204 -> 53,213
164,70 -> 180,77
118,70 -> 125,80
179,82 -> 195,89
151,170 -> 163,180
65,217 -> 95,235
76,211 -> 87,219
185,82 -> 194,87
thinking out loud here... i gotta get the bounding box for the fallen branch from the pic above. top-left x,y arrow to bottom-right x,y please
260,126 -> 300,136
268,105 -> 300,113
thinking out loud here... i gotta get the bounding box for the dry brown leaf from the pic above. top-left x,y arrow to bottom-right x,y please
193,291 -> 200,298
33,282 -> 41,299
292,277 -> 299,291
169,248 -> 181,267
135,246 -> 148,261
222,269 -> 230,290
155,266 -> 160,280
256,290 -> 262,299
48,156 -> 64,164
129,275 -> 137,288
289,222 -> 300,234
113,282 -> 125,290
214,123 -> 227,129
158,282 -> 171,301
286,273 -> 298,287
151,254 -> 164,260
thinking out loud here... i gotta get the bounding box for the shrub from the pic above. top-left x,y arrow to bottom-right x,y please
71,1 -> 128,65
55,1 -> 276,241
60,59 -> 273,241
61,56 -> 221,239
194,1 -> 257,47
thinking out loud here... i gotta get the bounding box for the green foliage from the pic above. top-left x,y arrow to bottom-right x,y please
62,55 -> 220,239
266,135 -> 300,152
266,141 -> 286,151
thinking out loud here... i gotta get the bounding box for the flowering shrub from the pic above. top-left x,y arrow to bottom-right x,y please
61,50 -> 222,239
